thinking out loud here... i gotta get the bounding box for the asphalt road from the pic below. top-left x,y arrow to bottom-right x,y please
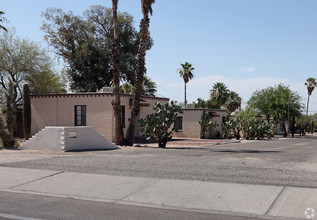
1,136 -> 317,188
0,191 -> 285,220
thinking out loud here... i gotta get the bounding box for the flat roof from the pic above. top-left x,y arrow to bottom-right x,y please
30,92 -> 169,101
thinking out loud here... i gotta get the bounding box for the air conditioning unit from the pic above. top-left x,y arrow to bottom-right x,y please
186,104 -> 195,109
98,87 -> 114,93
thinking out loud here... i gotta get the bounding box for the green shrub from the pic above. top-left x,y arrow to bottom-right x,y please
223,108 -> 276,140
139,102 -> 182,148
199,109 -> 218,139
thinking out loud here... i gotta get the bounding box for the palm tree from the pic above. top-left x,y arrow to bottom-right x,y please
120,82 -> 134,94
177,62 -> 194,108
119,76 -> 157,96
210,82 -> 229,108
305,77 -> 317,116
224,91 -> 242,113
112,0 -> 124,145
142,76 -> 157,96
125,0 -> 156,146
0,11 -> 8,32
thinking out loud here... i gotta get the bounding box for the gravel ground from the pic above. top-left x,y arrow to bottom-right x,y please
1,136 -> 317,188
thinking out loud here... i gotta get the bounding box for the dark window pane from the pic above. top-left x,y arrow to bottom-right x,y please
174,117 -> 183,130
75,105 -> 87,126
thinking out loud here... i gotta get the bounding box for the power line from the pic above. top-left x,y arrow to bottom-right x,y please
156,84 -> 182,102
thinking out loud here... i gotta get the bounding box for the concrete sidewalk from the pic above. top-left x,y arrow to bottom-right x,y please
0,166 -> 316,219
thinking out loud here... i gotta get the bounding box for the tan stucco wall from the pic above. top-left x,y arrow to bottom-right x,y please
31,93 -> 169,141
173,109 -> 228,139
120,96 -> 169,137
31,94 -> 114,139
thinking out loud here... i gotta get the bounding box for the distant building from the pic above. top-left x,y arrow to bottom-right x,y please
173,108 -> 228,139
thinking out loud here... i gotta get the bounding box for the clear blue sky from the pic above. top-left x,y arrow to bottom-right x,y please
3,0 -> 317,113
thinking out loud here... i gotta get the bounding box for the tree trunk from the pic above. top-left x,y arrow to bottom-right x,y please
112,0 -> 125,145
125,17 -> 150,146
8,83 -> 17,142
158,138 -> 167,148
184,82 -> 187,108
283,121 -> 287,137
306,94 -> 310,116
291,115 -> 295,137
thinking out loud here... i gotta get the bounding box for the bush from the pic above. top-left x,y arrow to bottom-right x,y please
139,102 -> 182,148
223,108 -> 276,140
199,109 -> 218,139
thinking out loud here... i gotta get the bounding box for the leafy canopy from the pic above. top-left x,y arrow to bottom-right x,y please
248,84 -> 303,123
42,5 -> 153,92
0,30 -> 65,105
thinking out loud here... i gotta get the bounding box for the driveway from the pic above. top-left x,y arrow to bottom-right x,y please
1,136 -> 317,188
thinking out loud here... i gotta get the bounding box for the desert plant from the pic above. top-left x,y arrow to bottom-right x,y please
223,108 -> 276,140
23,83 -> 31,140
199,109 -> 218,139
0,81 -> 17,148
139,102 -> 182,148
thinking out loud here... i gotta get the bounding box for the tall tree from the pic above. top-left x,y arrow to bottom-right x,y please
125,0 -> 156,146
0,11 -> 7,32
305,77 -> 317,116
42,6 -> 152,92
177,62 -> 194,108
224,91 -> 242,113
248,84 -> 303,136
26,66 -> 66,94
209,82 -> 229,108
112,0 -> 124,145
0,30 -> 65,110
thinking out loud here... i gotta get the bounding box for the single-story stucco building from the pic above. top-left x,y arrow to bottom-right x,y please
30,89 -> 229,141
172,108 -> 228,139
30,91 -> 169,141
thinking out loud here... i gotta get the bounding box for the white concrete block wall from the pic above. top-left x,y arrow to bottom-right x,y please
20,126 -> 119,152
63,127 -> 118,151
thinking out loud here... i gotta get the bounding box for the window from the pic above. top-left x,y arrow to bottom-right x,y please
174,116 -> 183,130
222,116 -> 226,124
120,106 -> 125,128
75,105 -> 86,126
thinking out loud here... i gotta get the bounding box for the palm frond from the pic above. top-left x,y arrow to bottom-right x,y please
142,0 -> 156,16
